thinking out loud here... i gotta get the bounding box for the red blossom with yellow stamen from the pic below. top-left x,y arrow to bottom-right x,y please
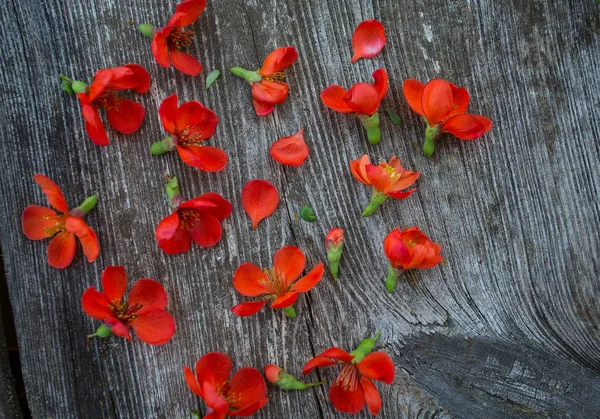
184,352 -> 268,419
21,174 -> 99,269
231,246 -> 324,318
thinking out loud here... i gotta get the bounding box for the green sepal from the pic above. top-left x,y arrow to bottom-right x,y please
362,191 -> 387,216
299,206 -> 317,222
151,136 -> 176,155
206,69 -> 221,90
360,112 -> 381,144
87,324 -> 112,339
230,67 -> 262,83
138,24 -> 155,39
385,109 -> 403,126
283,306 -> 296,318
327,243 -> 344,280
423,124 -> 439,157
350,332 -> 381,364
275,371 -> 324,390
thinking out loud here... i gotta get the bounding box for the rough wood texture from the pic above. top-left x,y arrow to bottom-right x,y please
0,0 -> 599,418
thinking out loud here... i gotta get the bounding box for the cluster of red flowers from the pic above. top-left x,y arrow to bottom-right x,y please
20,0 -> 495,416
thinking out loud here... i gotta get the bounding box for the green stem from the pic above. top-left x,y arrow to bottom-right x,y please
138,24 -> 155,38
360,112 -> 381,145
362,190 -> 387,217
283,306 -> 296,318
423,124 -> 439,157
230,67 -> 262,83
151,136 -> 176,155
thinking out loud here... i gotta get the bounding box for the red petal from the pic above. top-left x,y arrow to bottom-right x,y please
176,146 -> 228,172
188,212 -> 223,247
329,381 -> 365,414
124,64 -> 151,94
476,115 -> 493,132
155,212 -> 192,254
180,193 -> 232,221
229,367 -> 267,410
202,382 -> 229,415
106,319 -> 132,341
79,100 -> 109,146
159,93 -> 178,134
320,85 -> 353,113
65,216 -> 100,262
351,20 -> 386,62
251,81 -> 289,105
231,300 -> 268,316
440,114 -> 491,140
241,180 -> 279,230
302,356 -> 338,374
170,49 -> 203,76
269,292 -> 299,309
344,83 -> 380,116
107,64 -> 150,93
403,79 -> 425,116
100,266 -> 127,303
151,30 -> 171,68
357,352 -> 395,384
47,231 -> 76,269
175,100 -> 218,136
106,99 -> 145,134
386,189 -> 416,200
22,205 -> 58,239
366,164 -> 392,192
270,128 -> 309,166
252,99 -> 275,116
170,0 -> 206,27
202,412 -> 223,419
259,46 -> 298,75
451,84 -> 470,115
230,398 -> 268,416
87,70 -> 112,102
273,246 -> 306,286
422,79 -> 454,126
33,174 -> 68,213
184,366 -> 203,396
290,263 -> 324,293
371,68 -> 388,100
81,287 -> 112,319
320,347 -> 354,362
196,352 -> 232,389
128,278 -> 168,312
361,377 -> 382,415
349,155 -> 372,186
233,262 -> 269,296
130,309 -> 176,345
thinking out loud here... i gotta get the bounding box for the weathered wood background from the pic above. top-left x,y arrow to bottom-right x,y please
1,0 -> 599,418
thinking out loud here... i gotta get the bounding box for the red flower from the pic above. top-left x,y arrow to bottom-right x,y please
140,0 -> 206,76
241,180 -> 279,230
21,174 -> 100,269
155,177 -> 232,254
73,64 -> 150,146
231,47 -> 298,116
269,128 -> 309,166
231,246 -> 324,318
403,78 -> 493,156
325,228 -> 344,280
351,20 -> 386,62
320,69 -> 388,144
184,352 -> 268,418
302,333 -> 394,415
350,154 -> 419,216
82,266 -> 176,345
151,94 -> 227,172
383,227 -> 443,292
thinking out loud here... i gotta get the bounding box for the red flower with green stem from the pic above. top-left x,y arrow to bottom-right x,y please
383,226 -> 443,292
62,64 -> 150,146
403,78 -> 492,156
230,46 -> 298,116
155,177 -> 232,254
139,0 -> 206,76
184,352 -> 268,419
21,174 -> 99,269
151,94 -> 228,172
350,154 -> 419,216
264,365 -> 324,390
302,333 -> 394,415
231,246 -> 324,318
82,266 -> 176,345
321,69 -> 388,144
325,228 -> 344,280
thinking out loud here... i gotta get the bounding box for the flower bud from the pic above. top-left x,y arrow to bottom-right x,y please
265,364 -> 324,390
325,228 -> 344,280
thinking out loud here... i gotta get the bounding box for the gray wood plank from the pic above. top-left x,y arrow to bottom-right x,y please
0,0 -> 599,418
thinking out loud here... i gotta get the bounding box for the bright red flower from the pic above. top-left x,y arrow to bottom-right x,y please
73,64 -> 150,146
325,228 -> 344,280
21,174 -> 99,269
320,69 -> 388,144
403,78 -> 492,156
151,94 -> 227,172
351,20 -> 386,62
140,0 -> 206,76
231,46 -> 298,116
269,128 -> 309,166
383,227 -> 443,292
302,333 -> 394,415
82,266 -> 176,345
241,180 -> 279,230
184,352 -> 268,418
350,154 -> 419,216
155,177 -> 232,254
231,246 -> 324,318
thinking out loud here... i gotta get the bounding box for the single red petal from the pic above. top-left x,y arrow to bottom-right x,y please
130,309 -> 176,345
155,212 -> 192,254
33,174 -> 68,213
252,99 -> 275,116
202,412 -> 224,419
180,193 -> 232,221
302,356 -> 339,374
360,376 -> 382,415
231,300 -> 268,316
79,99 -> 109,146
124,64 -> 151,94
159,93 -> 179,134
128,278 -> 168,312
174,100 -> 219,136
273,246 -> 306,286
81,287 -> 112,319
320,85 -> 353,113
421,79 -> 454,126
259,46 -> 298,75
170,0 -> 206,27
229,367 -> 267,409
349,155 -> 372,186
170,49 -> 203,76
386,189 -> 416,200
106,99 -> 145,134
269,291 -> 299,309
195,352 -> 232,389
351,19 -> 386,62
371,68 -> 388,100
451,84 -> 470,115
319,347 -> 355,362
251,81 -> 289,105
476,115 -> 493,133
176,146 -> 228,172
357,352 -> 395,384
202,382 -> 229,415
22,205 -> 58,239
329,381 -> 365,414
46,231 -> 76,269
229,398 -> 269,416
65,216 -> 100,262
344,83 -> 380,116
233,262 -> 269,297
241,180 -> 279,230
106,65 -> 150,93
151,30 -> 171,68
440,114 -> 490,140
365,164 -> 392,193
87,70 -> 112,102
100,266 -> 127,303
187,212 -> 223,247
184,365 -> 203,396
389,170 -> 420,192
290,263 -> 324,293
269,128 -> 309,166
106,318 -> 132,341
403,79 -> 425,116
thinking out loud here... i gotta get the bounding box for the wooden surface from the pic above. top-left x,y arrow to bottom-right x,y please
1,0 -> 599,418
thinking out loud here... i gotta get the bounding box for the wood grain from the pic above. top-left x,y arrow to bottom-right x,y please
0,0 -> 599,417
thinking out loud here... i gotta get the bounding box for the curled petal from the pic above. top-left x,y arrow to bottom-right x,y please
100,266 -> 127,303
290,263 -> 324,293
357,352 -> 395,384
128,278 -> 168,312
130,309 -> 176,345
349,155 -> 372,186
351,20 -> 386,62
344,83 -> 380,116
180,192 -> 232,221
151,30 -> 171,68
175,100 -> 218,136
87,70 -> 113,102
47,231 -> 76,269
233,263 -> 270,297
159,93 -> 179,134
329,381 -> 365,414
170,0 -> 207,27
269,128 -> 309,166
124,64 -> 151,94
231,300 -> 268,316
320,85 -> 353,114
371,68 -> 388,100
176,146 -> 228,172
269,292 -> 299,309
361,376 -> 382,415
251,80 -> 289,105
319,347 -> 354,362
33,174 -> 68,213
273,246 -> 306,286
108,64 -> 150,93
451,84 -> 470,115
65,216 -> 100,262
81,287 -> 112,319
184,366 -> 203,396
302,356 -> 338,374
385,189 -> 416,200
260,46 -> 298,75
252,99 -> 275,116
241,180 -> 279,230
403,79 -> 425,116
421,78 -> 454,126
78,98 -> 109,146
22,205 -> 58,240
155,212 -> 192,254
170,49 -> 203,76
441,114 -> 492,140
